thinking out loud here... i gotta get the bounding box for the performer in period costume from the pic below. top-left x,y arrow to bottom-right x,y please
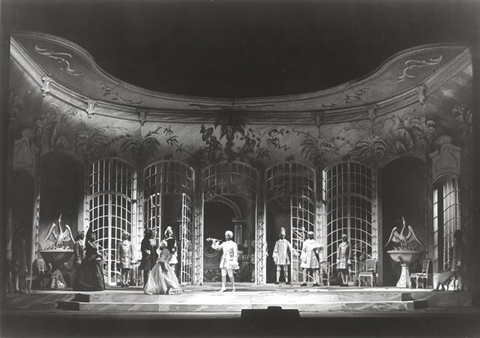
73,229 -> 105,291
139,228 -> 158,287
210,230 -> 239,292
117,232 -> 135,287
144,237 -> 181,295
337,233 -> 352,286
72,231 -> 85,285
434,229 -> 467,291
273,227 -> 292,284
300,231 -> 322,287
12,227 -> 28,293
159,226 -> 178,272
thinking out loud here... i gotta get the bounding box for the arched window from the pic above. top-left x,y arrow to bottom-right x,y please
433,176 -> 461,272
88,159 -> 134,286
323,162 -> 375,280
265,162 -> 316,283
144,161 -> 194,284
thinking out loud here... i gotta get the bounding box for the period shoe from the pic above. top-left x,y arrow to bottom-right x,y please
300,283 -> 307,287
218,288 -> 226,292
313,283 -> 320,287
275,281 -> 279,285
285,282 -> 291,285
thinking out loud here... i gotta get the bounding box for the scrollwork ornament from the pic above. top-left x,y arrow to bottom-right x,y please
41,76 -> 52,97
86,99 -> 97,118
311,111 -> 325,128
367,105 -> 377,123
138,110 -> 147,126
418,84 -> 427,106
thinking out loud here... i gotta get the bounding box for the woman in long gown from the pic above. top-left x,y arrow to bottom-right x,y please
144,238 -> 181,295
73,230 -> 105,291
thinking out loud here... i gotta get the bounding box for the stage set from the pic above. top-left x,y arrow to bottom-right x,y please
4,12 -> 479,336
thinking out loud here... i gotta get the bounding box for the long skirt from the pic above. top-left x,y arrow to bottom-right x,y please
73,260 -> 105,291
144,262 -> 181,295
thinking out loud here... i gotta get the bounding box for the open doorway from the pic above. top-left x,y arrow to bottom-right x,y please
203,201 -> 235,282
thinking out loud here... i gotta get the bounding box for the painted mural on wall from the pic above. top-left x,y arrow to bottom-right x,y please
9,86 -> 471,174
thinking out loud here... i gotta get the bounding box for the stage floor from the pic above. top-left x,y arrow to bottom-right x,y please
3,284 -> 478,337
4,282 -> 474,317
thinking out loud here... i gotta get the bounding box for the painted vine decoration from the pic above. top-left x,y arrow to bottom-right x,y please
170,113 -> 290,169
384,112 -> 437,155
75,125 -> 113,165
9,92 -> 23,137
349,133 -> 387,167
452,104 -> 472,142
117,126 -> 162,168
294,129 -> 338,169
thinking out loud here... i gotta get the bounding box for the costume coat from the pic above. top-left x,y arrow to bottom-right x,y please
300,239 -> 321,269
273,239 -> 292,265
212,240 -> 239,270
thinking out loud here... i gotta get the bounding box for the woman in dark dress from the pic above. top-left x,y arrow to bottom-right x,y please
140,228 -> 158,287
73,230 -> 105,291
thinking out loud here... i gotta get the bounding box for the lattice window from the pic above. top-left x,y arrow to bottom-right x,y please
266,162 -> 316,283
442,177 -> 461,270
88,159 -> 134,286
324,162 -> 373,280
143,161 -> 194,285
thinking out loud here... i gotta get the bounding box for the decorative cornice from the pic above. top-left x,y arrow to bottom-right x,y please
10,31 -> 472,126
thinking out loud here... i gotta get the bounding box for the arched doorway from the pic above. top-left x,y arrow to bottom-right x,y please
203,201 -> 236,282
201,161 -> 259,283
382,157 -> 426,286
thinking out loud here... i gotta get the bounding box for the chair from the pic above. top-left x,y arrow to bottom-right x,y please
319,261 -> 331,286
27,259 -> 49,292
410,260 -> 431,289
357,259 -> 377,287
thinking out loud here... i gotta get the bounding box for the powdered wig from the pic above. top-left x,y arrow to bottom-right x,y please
75,231 -> 85,241
225,230 -> 234,239
164,226 -> 173,238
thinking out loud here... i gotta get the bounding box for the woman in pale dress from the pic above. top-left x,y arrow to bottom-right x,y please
210,230 -> 239,292
144,237 -> 181,295
159,226 -> 178,272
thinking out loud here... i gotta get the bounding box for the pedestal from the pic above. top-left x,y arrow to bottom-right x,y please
396,263 -> 411,288
39,250 -> 74,272
387,250 -> 423,289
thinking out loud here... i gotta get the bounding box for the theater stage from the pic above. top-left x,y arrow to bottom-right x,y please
3,284 -> 478,337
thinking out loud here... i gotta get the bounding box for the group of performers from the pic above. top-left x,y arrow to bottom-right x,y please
205,227 -> 353,292
67,225 -> 353,294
